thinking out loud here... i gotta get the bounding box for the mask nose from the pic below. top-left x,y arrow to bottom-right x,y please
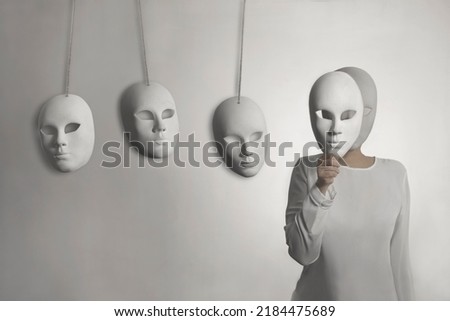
55,130 -> 68,149
330,118 -> 343,135
240,142 -> 252,157
152,118 -> 166,133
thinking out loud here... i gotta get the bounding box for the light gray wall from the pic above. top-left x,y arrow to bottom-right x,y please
0,0 -> 449,300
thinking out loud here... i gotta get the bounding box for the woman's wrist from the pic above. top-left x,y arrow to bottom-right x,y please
316,182 -> 330,196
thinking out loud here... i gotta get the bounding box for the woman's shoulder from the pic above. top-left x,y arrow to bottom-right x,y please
374,157 -> 407,176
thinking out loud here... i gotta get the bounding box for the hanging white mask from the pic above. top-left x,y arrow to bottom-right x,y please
38,94 -> 95,172
337,67 -> 377,150
121,82 -> 179,158
213,96 -> 267,177
309,71 -> 364,157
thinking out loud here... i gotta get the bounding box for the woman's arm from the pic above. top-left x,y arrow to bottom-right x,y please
390,171 -> 415,300
284,160 -> 335,265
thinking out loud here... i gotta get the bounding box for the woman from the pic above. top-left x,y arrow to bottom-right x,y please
285,68 -> 414,300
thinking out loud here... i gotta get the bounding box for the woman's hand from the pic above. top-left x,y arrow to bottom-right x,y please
316,154 -> 340,195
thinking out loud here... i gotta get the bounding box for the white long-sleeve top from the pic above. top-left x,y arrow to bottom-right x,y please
285,157 -> 414,300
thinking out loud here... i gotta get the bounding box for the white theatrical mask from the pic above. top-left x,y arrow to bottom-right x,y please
121,82 -> 179,158
309,71 -> 364,157
337,67 -> 377,149
38,94 -> 95,172
213,96 -> 267,177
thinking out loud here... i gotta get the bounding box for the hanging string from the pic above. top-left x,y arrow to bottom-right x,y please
137,0 -> 150,86
237,0 -> 247,104
65,0 -> 76,97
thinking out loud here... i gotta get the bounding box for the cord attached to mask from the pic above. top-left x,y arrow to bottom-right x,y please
137,0 -> 150,86
237,0 -> 247,104
65,0 -> 76,97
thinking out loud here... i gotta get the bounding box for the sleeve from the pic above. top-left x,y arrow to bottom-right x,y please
284,161 -> 335,266
390,170 -> 415,300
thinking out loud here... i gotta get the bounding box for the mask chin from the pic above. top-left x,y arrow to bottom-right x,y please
213,96 -> 267,177
145,141 -> 172,159
323,140 -> 354,157
38,94 -> 95,173
121,82 -> 179,159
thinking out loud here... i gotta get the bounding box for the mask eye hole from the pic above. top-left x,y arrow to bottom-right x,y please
341,110 -> 356,120
135,110 -> 154,120
316,110 -> 333,120
364,106 -> 372,116
162,109 -> 175,119
224,135 -> 242,145
249,131 -> 263,142
65,123 -> 80,134
40,126 -> 57,136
